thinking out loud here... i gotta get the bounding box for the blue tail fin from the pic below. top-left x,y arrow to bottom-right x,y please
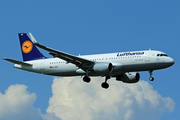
18,33 -> 46,61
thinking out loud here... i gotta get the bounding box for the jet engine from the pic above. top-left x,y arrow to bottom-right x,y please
93,62 -> 113,73
116,72 -> 140,83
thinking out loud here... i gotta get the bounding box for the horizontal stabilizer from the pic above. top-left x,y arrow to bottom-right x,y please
3,58 -> 32,66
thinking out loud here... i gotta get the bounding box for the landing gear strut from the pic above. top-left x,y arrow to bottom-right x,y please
149,70 -> 154,81
101,76 -> 110,89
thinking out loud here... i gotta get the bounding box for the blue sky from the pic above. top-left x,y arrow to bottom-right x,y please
0,1 -> 179,120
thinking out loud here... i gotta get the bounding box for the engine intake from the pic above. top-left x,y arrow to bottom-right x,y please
116,72 -> 140,83
93,62 -> 113,73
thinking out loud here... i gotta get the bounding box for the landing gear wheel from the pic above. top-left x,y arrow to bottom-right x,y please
149,77 -> 154,81
101,82 -> 109,89
83,76 -> 91,83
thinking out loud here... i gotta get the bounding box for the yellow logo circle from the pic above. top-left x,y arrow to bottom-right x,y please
22,41 -> 33,53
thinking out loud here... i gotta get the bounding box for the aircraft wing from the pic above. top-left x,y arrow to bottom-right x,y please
29,33 -> 94,70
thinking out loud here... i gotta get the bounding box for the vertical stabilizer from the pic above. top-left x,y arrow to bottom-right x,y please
18,33 -> 46,61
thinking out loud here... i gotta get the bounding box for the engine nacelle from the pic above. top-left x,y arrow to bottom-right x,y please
116,72 -> 140,83
93,62 -> 113,73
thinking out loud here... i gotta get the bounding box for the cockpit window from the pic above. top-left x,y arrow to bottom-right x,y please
157,54 -> 168,57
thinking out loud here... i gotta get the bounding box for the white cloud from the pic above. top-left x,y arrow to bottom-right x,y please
0,84 -> 60,120
46,77 -> 175,120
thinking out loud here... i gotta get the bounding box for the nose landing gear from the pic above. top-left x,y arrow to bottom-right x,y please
149,70 -> 154,81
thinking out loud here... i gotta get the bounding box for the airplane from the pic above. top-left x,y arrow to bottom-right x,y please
3,33 -> 174,89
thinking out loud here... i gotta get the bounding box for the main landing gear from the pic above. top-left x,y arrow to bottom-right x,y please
83,70 -> 91,83
101,76 -> 110,89
82,75 -> 111,89
82,70 -> 112,89
149,70 -> 154,81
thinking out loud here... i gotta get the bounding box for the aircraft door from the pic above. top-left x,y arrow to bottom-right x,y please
145,51 -> 151,62
40,60 -> 45,70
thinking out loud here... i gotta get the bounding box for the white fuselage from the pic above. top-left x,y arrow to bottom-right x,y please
14,50 -> 174,77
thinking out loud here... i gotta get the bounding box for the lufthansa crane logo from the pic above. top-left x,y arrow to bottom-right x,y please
22,41 -> 33,53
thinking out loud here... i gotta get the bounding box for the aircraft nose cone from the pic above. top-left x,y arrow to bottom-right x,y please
168,57 -> 175,66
